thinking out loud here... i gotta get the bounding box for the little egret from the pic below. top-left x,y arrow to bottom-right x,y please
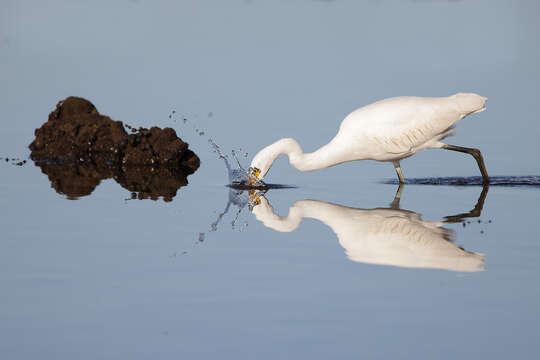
249,93 -> 489,183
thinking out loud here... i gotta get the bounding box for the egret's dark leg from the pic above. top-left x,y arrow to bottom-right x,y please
393,160 -> 405,184
442,144 -> 489,183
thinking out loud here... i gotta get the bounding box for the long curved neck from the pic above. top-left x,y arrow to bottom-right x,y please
252,138 -> 346,178
290,139 -> 343,172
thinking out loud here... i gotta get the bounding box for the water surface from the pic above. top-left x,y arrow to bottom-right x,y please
2,1 -> 540,359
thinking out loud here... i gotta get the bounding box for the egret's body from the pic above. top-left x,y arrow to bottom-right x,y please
250,93 -> 489,183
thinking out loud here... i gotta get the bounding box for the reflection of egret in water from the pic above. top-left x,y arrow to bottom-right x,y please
251,186 -> 489,272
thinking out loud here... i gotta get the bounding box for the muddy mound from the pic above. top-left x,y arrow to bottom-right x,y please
29,96 -> 200,171
28,97 -> 200,200
34,161 -> 191,201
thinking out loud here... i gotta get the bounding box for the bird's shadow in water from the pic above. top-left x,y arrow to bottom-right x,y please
388,183 -> 489,225
248,184 -> 490,272
366,183 -> 489,224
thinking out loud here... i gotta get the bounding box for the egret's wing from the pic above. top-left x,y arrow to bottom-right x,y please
355,97 -> 461,154
341,95 -> 485,157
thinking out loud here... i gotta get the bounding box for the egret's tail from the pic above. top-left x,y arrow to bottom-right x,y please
452,93 -> 488,116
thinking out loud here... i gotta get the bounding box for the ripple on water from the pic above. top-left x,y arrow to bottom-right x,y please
227,182 -> 296,190
382,176 -> 540,187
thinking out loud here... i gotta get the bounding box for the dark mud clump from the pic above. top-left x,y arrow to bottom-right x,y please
29,96 -> 200,170
29,97 -> 200,201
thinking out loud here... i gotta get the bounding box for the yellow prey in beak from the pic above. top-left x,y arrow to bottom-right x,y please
247,167 -> 262,186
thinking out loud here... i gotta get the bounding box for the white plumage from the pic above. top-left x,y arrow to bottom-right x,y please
250,93 -> 489,183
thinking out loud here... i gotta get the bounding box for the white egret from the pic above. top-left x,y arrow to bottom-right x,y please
249,93 -> 489,183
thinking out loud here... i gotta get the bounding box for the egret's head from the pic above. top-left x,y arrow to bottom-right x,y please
249,138 -> 297,182
249,148 -> 273,181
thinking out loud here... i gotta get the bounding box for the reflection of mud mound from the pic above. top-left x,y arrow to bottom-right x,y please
29,96 -> 200,171
35,161 -> 191,201
383,176 -> 540,187
116,166 -> 189,201
36,162 -> 104,199
29,96 -> 200,200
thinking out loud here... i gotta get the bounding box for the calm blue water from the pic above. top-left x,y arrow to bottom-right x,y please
1,1 -> 540,359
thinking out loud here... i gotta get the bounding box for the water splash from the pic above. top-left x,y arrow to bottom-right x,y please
169,108 -> 281,189
169,110 -> 260,233
169,109 -> 294,246
207,138 -> 252,185
1,156 -> 28,167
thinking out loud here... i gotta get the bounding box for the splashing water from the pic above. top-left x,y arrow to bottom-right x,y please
206,135 -> 293,190
169,110 -> 294,231
205,140 -> 264,231
167,109 -> 289,260
169,108 -> 271,188
207,138 -> 253,185
207,136 -> 266,188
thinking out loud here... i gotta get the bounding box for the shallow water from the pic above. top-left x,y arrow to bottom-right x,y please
2,1 -> 540,359
3,162 -> 540,359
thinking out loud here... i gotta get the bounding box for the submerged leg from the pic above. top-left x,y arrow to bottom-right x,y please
393,160 -> 405,184
442,144 -> 489,183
